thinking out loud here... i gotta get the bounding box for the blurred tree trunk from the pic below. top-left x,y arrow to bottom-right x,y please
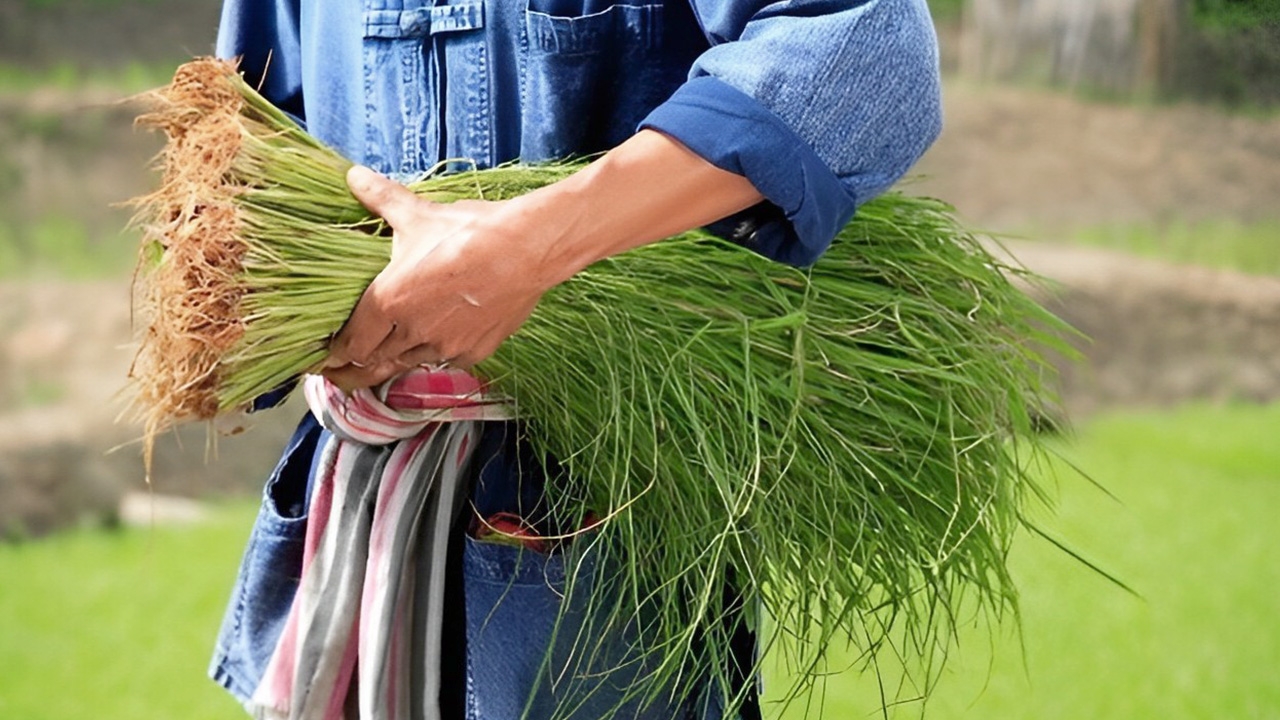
961,0 -> 1022,79
1136,0 -> 1186,95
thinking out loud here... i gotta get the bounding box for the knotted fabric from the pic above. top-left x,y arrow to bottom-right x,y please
249,367 -> 513,720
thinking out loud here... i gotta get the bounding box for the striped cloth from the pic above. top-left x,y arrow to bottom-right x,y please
248,367 -> 513,720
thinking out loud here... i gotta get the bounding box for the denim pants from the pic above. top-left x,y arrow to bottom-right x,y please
209,413 -> 759,719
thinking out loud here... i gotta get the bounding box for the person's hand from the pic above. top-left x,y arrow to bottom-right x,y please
323,130 -> 765,392
323,165 -> 555,390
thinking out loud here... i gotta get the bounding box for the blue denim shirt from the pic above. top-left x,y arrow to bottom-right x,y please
210,1 -> 942,717
217,0 -> 941,266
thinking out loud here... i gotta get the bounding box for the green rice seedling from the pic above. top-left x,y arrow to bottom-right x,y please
127,59 -> 1068,719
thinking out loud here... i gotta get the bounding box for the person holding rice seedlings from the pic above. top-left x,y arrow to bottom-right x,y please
200,1 -> 948,719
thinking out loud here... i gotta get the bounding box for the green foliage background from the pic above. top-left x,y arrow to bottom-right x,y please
1192,0 -> 1280,27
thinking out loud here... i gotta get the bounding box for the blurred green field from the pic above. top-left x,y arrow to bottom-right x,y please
2,403 -> 1278,719
0,219 -> 138,280
4,214 -> 1279,282
0,505 -> 255,720
0,61 -> 177,94
770,402 -> 1280,719
1070,219 -> 1280,277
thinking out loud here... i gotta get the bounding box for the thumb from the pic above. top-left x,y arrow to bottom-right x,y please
347,164 -> 420,229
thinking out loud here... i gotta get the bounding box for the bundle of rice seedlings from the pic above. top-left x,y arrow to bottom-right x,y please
128,58 -> 1068,719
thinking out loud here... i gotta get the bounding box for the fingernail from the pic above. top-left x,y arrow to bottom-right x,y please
347,164 -> 378,189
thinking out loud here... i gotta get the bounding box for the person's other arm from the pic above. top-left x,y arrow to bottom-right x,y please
647,0 -> 944,266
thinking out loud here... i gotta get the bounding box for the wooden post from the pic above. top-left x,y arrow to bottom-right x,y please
1136,0 -> 1185,96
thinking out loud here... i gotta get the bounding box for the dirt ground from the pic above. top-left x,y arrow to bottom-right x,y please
915,81 -> 1280,232
2,80 -> 1279,535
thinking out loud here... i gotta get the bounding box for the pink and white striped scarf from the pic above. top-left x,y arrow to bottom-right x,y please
248,367 -> 513,720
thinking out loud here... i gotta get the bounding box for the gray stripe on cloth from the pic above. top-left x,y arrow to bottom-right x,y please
360,426 -> 447,720
416,424 -> 476,720
291,440 -> 388,719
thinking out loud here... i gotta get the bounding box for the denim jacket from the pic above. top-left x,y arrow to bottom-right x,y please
217,0 -> 941,266
210,1 -> 942,717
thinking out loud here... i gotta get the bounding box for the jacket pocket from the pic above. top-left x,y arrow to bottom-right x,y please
462,533 -> 695,719
520,3 -> 678,160
208,414 -> 321,701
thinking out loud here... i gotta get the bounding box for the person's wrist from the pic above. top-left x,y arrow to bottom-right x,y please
496,177 -> 595,290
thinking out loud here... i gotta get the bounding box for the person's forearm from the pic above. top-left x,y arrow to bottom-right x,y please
505,129 -> 765,290
325,129 -> 765,386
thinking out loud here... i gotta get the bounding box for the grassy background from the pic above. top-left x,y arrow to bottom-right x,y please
0,505 -> 255,720
1068,220 -> 1280,276
0,218 -> 138,280
2,403 -> 1278,719
0,61 -> 177,94
770,402 -> 1280,719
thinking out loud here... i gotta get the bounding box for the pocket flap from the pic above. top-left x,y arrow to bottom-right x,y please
526,4 -> 663,55
363,0 -> 485,39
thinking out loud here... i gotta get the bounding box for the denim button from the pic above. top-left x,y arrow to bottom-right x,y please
400,8 -> 430,36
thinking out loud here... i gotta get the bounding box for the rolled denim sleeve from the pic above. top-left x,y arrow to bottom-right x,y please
640,0 -> 943,266
215,0 -> 305,121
